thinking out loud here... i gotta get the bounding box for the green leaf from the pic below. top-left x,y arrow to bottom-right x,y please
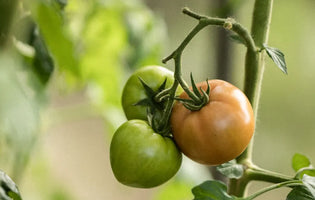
192,180 -> 238,200
300,170 -> 315,178
287,186 -> 314,200
30,0 -> 79,77
31,29 -> 54,84
263,44 -> 288,74
0,53 -> 40,177
302,175 -> 315,198
293,154 -> 312,172
0,170 -> 22,200
216,160 -> 244,179
55,0 -> 67,9
123,5 -> 166,70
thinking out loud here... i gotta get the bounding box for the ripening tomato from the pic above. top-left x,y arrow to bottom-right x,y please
170,79 -> 254,165
110,120 -> 182,188
121,66 -> 175,121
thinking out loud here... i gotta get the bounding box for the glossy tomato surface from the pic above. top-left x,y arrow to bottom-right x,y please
170,79 -> 254,165
122,66 -> 175,120
110,120 -> 182,188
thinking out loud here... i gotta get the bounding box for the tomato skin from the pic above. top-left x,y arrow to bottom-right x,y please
121,66 -> 175,120
170,79 -> 254,165
110,120 -> 182,188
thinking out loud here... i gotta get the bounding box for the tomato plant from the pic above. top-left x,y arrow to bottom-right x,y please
171,80 -> 255,165
110,120 -> 182,188
121,66 -> 175,121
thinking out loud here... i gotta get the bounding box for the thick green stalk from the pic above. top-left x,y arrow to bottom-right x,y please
237,0 -> 273,166
0,0 -> 18,48
230,0 -> 274,196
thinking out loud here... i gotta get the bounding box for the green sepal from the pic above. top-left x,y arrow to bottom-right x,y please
175,77 -> 210,111
190,73 -> 202,98
158,78 -> 167,92
138,77 -> 156,99
133,98 -> 152,107
134,78 -> 171,134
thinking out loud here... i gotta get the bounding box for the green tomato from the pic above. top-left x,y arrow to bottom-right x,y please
110,120 -> 182,188
121,65 -> 175,120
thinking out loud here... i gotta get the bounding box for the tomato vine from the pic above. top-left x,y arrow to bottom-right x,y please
150,0 -> 315,199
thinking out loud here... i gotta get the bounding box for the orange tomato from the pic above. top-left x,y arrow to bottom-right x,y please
170,79 -> 254,165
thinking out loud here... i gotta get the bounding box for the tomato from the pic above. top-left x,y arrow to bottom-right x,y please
170,79 -> 254,165
121,66 -> 175,120
110,120 -> 182,188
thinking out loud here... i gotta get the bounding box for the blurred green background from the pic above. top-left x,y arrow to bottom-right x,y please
0,0 -> 315,199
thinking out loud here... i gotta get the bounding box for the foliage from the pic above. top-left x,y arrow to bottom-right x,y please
0,170 -> 22,200
1,0 -> 166,199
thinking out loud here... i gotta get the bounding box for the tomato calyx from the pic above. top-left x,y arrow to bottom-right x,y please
134,77 -> 171,135
133,77 -> 168,110
175,73 -> 210,111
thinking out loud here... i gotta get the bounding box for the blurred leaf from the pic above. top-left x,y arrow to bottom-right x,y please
31,28 -> 54,84
292,154 -> 311,172
55,0 -> 67,9
263,44 -> 288,74
0,170 -> 22,200
29,0 -> 79,78
287,186 -> 314,200
0,52 -> 40,180
123,4 -> 167,69
216,160 -> 244,179
192,180 -> 238,200
80,4 -> 126,107
302,175 -> 315,198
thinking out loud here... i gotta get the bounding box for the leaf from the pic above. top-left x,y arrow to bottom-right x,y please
0,170 -> 22,200
263,44 -> 288,74
229,34 -> 246,46
192,180 -> 238,200
287,186 -> 314,200
55,0 -> 67,9
30,0 -> 79,77
216,160 -> 244,179
31,28 -> 54,84
302,175 -> 315,198
293,154 -> 312,172
0,53 -> 40,177
123,6 -> 167,70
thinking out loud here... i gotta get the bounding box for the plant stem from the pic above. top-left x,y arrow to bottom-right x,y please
0,0 -> 18,48
230,0 -> 274,196
245,180 -> 303,200
247,166 -> 293,183
228,165 -> 294,197
160,8 -> 257,132
237,0 -> 274,164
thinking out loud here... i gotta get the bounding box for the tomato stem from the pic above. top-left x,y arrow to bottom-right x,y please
230,0 -> 274,197
245,180 -> 303,200
235,0 -> 274,173
159,7 -> 257,131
